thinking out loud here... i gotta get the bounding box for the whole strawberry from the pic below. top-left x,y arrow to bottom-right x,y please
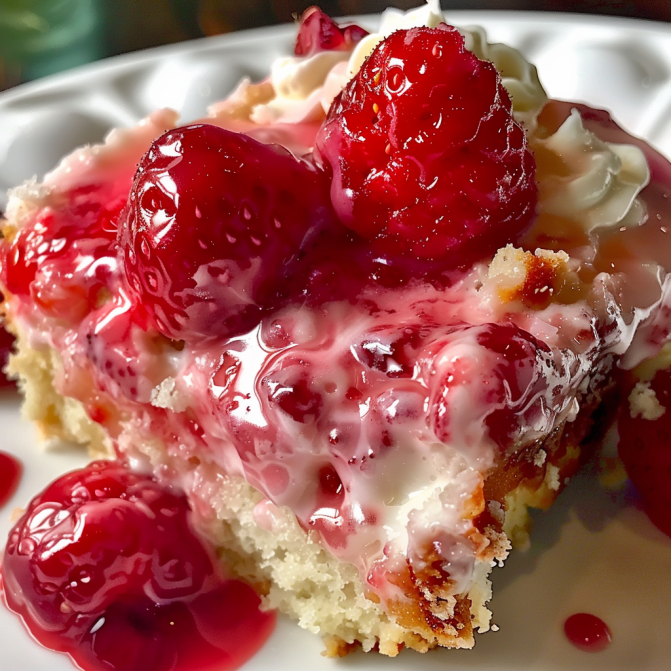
315,24 -> 537,269
618,367 -> 671,537
119,124 -> 335,342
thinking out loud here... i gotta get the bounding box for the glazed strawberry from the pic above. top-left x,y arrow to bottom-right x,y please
618,367 -> 671,537
2,461 -> 215,632
119,124 -> 335,342
2,461 -> 216,664
2,460 -> 275,671
295,6 -> 368,57
429,323 -> 555,459
0,181 -> 127,323
314,25 -> 537,269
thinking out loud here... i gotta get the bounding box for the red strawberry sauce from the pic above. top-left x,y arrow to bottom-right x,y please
1,581 -> 275,671
564,613 -> 612,653
0,451 -> 22,508
1,461 -> 275,671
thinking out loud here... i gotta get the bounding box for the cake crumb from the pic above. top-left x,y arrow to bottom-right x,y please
487,244 -> 575,309
629,381 -> 665,420
533,449 -> 547,468
151,377 -> 188,412
4,180 -> 52,230
545,464 -> 560,491
487,500 -> 505,524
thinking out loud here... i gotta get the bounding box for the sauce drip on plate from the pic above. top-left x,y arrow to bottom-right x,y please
0,451 -> 22,508
564,613 -> 612,652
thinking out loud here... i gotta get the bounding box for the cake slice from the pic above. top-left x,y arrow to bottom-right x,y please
2,2 -> 671,662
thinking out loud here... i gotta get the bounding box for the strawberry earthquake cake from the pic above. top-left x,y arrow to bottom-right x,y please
2,1 -> 671,667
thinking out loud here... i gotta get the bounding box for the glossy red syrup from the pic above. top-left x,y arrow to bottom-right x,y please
2,582 -> 274,671
563,613 -> 612,653
0,451 -> 22,507
2,461 -> 275,671
0,321 -> 15,388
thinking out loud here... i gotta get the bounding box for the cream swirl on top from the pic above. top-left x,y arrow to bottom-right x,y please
537,109 -> 650,232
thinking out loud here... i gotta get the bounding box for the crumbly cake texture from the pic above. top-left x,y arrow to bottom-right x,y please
4,317 -> 610,655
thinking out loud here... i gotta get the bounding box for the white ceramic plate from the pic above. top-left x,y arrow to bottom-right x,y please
1,10 -> 671,671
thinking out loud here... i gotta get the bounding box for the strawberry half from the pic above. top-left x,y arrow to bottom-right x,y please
314,24 -> 537,269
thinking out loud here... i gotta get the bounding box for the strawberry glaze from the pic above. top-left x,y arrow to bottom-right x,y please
0,451 -> 21,508
564,613 -> 612,653
1,461 -> 275,671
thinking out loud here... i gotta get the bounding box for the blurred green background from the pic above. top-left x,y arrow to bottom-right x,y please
1,0 -> 670,91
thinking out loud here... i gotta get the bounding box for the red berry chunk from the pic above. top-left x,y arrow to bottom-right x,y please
119,124 -> 336,342
315,25 -> 537,268
430,323 -> 554,454
618,367 -> 671,537
0,181 -> 126,323
2,461 -> 216,638
2,460 -> 276,671
295,7 -> 368,57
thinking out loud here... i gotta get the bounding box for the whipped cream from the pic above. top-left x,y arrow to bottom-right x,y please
253,50 -> 352,124
536,109 -> 650,232
347,0 -> 445,76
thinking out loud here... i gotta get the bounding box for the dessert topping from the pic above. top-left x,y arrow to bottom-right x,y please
2,460 -> 275,671
315,25 -> 537,268
429,322 -> 559,464
119,124 -> 336,342
534,109 -> 649,233
295,6 -> 368,57
1,181 -> 124,321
